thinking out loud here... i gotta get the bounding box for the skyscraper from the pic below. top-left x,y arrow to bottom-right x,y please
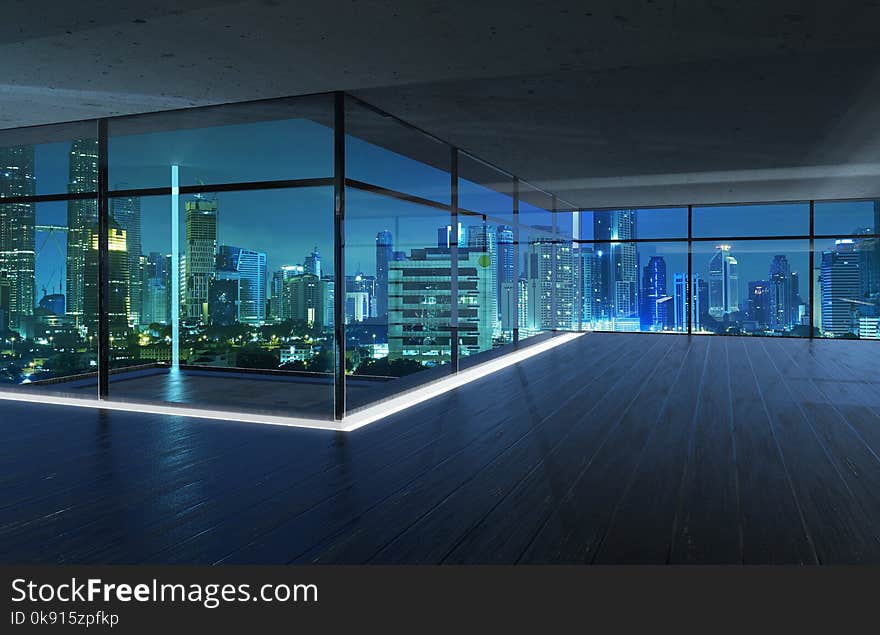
141,252 -> 170,326
304,246 -> 322,278
768,255 -> 792,331
748,280 -> 771,329
641,256 -> 668,331
84,220 -> 129,339
217,245 -> 267,324
66,139 -> 98,326
209,251 -> 240,327
594,210 -> 638,320
0,145 -> 36,332
375,230 -> 393,321
184,197 -> 218,322
673,273 -> 687,332
821,239 -> 861,337
283,273 -> 323,327
270,265 -> 304,322
467,223 -> 498,330
709,244 -> 738,319
496,225 -> 514,323
110,191 -> 142,327
522,238 -> 573,332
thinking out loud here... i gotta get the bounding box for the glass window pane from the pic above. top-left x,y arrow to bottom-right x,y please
346,96 -> 450,204
814,200 -> 878,237
576,241 -> 688,333
458,153 -> 514,224
584,207 -> 688,240
345,187 -> 454,411
1,200 -> 98,395
104,187 -> 336,420
0,121 -> 98,197
692,203 -> 809,238
691,239 -> 811,337
108,95 -> 334,190
815,236 -> 879,339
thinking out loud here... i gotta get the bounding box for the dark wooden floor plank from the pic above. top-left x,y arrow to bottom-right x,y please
442,335 -> 676,564
741,337 -> 876,563
583,336 -> 710,564
667,335 -> 742,563
323,334 -> 656,564
724,337 -> 817,564
1,334 -> 878,564
516,335 -> 697,564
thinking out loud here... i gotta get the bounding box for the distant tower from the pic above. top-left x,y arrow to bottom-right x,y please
84,220 -> 129,338
217,245 -> 267,324
375,230 -> 393,320
673,273 -> 687,332
709,244 -> 738,319
821,239 -> 861,337
641,256 -> 668,331
0,145 -> 36,332
496,225 -> 514,322
66,138 -> 98,326
111,189 -> 142,327
594,210 -> 638,319
768,255 -> 792,330
467,223 -> 498,327
304,245 -> 322,279
184,197 -> 218,322
748,281 -> 771,328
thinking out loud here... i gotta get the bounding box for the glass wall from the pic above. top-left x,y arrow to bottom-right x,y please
458,154 -> 515,351
2,92 -> 876,423
571,201 -> 880,341
1,122 -> 100,396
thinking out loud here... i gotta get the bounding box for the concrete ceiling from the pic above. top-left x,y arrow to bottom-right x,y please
4,0 -> 880,206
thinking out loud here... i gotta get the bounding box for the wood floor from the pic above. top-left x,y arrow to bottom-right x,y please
1,333 -> 879,564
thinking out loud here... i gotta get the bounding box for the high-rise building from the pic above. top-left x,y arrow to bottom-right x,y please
0,276 -> 10,332
821,239 -> 862,337
304,246 -> 322,279
709,244 -> 738,319
748,281 -> 771,329
283,273 -> 323,326
496,225 -> 514,323
768,255 -> 792,331
576,248 -> 600,328
667,273 -> 708,333
217,245 -> 267,324
84,221 -> 129,338
208,258 -> 240,327
184,197 -> 218,323
375,230 -> 393,321
695,275 -> 708,331
522,238 -> 573,332
141,252 -> 170,326
270,265 -> 304,321
594,210 -> 638,320
437,223 -> 466,249
66,139 -> 98,326
0,145 -> 36,332
345,272 -> 377,323
388,247 -> 492,363
110,191 -> 142,327
467,223 -> 498,331
641,256 -> 668,331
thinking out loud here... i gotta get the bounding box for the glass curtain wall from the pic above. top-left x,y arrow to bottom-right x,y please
1,122 -> 99,396
568,201 -> 879,340
5,92 -> 874,422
